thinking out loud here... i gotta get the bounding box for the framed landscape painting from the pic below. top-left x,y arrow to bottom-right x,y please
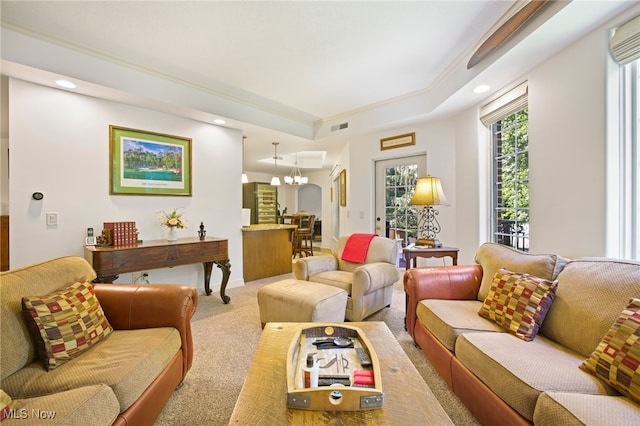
109,126 -> 192,196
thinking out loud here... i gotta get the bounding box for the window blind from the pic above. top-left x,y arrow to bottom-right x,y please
610,14 -> 640,65
479,81 -> 528,126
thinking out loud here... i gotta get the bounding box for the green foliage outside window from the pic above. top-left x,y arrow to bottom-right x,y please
493,109 -> 529,250
385,165 -> 419,237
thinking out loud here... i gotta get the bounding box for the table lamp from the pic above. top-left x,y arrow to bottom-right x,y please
408,176 -> 449,247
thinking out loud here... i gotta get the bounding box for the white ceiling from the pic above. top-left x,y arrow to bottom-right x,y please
1,1 -> 637,174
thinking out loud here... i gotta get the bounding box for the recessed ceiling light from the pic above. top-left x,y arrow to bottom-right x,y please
473,85 -> 490,94
213,119 -> 226,125
54,79 -> 76,89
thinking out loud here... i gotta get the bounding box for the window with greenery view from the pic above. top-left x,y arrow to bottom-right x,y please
385,164 -> 419,244
491,109 -> 529,251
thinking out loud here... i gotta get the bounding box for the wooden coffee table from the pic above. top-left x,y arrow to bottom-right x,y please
229,321 -> 453,425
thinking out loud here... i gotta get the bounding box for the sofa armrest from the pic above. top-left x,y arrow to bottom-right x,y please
403,265 -> 483,338
353,263 -> 401,296
293,256 -> 338,280
94,283 -> 198,377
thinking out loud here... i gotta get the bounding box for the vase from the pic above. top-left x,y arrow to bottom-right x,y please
168,227 -> 177,241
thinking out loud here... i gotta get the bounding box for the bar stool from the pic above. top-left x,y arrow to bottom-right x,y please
292,215 -> 315,258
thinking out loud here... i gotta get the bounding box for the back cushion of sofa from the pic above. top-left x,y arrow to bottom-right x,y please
336,236 -> 398,272
540,258 -> 640,357
475,242 -> 568,301
0,256 -> 97,380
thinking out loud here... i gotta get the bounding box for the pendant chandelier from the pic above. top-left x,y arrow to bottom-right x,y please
284,153 -> 308,185
270,142 -> 281,186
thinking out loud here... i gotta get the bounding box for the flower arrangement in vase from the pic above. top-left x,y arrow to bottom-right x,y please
158,208 -> 186,241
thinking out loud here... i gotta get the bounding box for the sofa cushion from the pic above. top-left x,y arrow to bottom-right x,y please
1,389 -> 24,421
478,268 -> 558,341
1,257 -> 97,381
2,385 -> 119,426
1,328 -> 181,413
21,281 -> 113,371
417,299 -> 504,351
580,298 -> 640,404
455,332 -> 617,421
533,392 -> 640,426
541,258 -> 640,357
474,242 -> 567,301
309,270 -> 353,294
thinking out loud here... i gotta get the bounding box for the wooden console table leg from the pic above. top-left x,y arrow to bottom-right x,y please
203,259 -> 231,304
215,259 -> 231,304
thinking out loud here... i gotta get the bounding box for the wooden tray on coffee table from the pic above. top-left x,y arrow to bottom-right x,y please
286,323 -> 383,411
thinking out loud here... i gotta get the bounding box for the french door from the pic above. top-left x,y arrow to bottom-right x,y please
374,155 -> 426,245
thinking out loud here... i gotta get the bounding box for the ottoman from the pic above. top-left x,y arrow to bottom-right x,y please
257,279 -> 348,328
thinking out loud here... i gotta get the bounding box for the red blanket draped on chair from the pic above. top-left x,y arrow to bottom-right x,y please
341,233 -> 378,263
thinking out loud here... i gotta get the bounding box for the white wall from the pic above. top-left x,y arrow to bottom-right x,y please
527,26 -> 608,257
298,184 -> 321,219
345,120 -> 457,260
9,79 -> 244,293
342,8 -> 633,263
451,9 -> 629,261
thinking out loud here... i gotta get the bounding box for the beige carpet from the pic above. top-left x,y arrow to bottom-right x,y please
154,273 -> 479,425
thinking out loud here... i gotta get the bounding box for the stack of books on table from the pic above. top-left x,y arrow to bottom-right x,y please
103,221 -> 137,246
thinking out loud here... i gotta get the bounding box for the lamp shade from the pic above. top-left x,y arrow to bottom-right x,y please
409,176 -> 449,206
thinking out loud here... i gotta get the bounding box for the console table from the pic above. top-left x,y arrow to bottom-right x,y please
403,246 -> 459,270
84,237 -> 231,303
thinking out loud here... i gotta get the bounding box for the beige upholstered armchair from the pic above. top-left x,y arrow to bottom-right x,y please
293,235 -> 401,321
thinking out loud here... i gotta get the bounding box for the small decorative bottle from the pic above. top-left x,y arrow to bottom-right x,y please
303,354 -> 319,388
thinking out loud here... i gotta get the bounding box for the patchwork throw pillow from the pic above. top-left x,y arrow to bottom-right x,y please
580,298 -> 640,404
22,281 -> 113,371
474,242 -> 567,301
0,390 -> 25,421
478,268 -> 558,341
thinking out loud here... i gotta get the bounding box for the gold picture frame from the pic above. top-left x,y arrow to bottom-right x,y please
109,125 -> 192,196
339,169 -> 347,207
380,132 -> 415,151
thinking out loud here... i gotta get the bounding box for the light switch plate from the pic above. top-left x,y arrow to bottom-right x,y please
46,212 -> 58,226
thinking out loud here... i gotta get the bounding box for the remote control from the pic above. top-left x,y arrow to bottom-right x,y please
355,347 -> 372,367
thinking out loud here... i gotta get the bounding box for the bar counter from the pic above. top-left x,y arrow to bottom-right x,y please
242,224 -> 297,281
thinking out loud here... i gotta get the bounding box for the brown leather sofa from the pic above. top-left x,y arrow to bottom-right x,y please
404,243 -> 640,425
1,256 -> 198,426
94,282 -> 197,425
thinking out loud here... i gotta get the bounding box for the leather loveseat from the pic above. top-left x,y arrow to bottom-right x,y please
404,243 -> 640,425
1,256 -> 197,425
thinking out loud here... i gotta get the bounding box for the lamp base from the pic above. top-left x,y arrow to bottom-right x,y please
416,238 -> 443,248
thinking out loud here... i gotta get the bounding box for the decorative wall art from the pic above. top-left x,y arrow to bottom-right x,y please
340,169 -> 347,207
380,132 -> 415,151
109,126 -> 192,196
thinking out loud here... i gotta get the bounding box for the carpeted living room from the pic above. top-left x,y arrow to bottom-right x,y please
2,1 -> 640,425
153,272 -> 478,425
